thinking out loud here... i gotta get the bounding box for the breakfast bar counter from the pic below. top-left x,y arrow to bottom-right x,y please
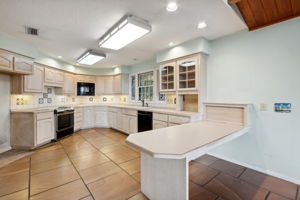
126,103 -> 251,200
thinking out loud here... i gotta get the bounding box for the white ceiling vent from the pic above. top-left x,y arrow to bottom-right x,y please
25,26 -> 39,36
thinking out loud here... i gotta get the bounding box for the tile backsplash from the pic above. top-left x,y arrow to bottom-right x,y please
11,87 -> 129,109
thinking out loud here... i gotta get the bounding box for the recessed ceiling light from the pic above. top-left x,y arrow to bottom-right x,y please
77,50 -> 106,65
57,56 -> 62,59
166,1 -> 178,12
197,21 -> 207,29
99,15 -> 151,50
168,42 -> 175,46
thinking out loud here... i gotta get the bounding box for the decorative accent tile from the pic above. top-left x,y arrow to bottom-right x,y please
89,97 -> 93,102
43,93 -> 48,98
38,98 -> 44,104
47,88 -> 52,94
103,97 -> 107,102
47,98 -> 52,103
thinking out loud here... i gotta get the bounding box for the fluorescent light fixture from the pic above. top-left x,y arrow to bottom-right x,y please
166,1 -> 178,12
77,50 -> 106,65
99,15 -> 151,50
57,56 -> 62,58
197,21 -> 207,29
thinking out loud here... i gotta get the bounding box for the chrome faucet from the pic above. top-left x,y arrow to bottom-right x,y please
140,99 -> 145,107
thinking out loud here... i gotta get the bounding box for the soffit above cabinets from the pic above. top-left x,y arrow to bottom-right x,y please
229,0 -> 300,30
0,0 -> 246,68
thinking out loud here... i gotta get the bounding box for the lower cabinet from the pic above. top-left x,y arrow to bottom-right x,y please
11,111 -> 55,149
74,108 -> 83,131
95,107 -> 108,128
153,120 -> 168,130
82,107 -> 95,129
108,111 -> 117,129
122,114 -> 137,134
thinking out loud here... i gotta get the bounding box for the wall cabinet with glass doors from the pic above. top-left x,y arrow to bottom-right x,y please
159,62 -> 176,92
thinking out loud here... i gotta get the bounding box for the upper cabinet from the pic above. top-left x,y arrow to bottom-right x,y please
159,61 -> 176,92
177,55 -> 198,91
76,75 -> 96,83
159,54 -> 204,93
96,74 -> 129,95
44,67 -> 64,87
0,49 -> 33,75
113,74 -> 129,94
62,73 -> 76,94
11,64 -> 44,94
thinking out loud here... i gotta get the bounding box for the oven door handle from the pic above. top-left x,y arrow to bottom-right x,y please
56,126 -> 74,132
56,112 -> 74,116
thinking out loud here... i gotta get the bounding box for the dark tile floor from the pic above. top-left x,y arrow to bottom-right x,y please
0,128 -> 299,200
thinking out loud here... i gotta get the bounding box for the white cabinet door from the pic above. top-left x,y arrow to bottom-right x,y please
122,115 -> 130,133
63,73 -> 75,94
96,76 -> 105,94
95,110 -> 108,127
104,76 -> 114,94
108,111 -> 117,128
128,116 -> 137,134
36,118 -> 54,145
83,107 -> 95,128
44,68 -> 56,83
115,112 -> 123,131
153,120 -> 168,130
24,65 -> 44,93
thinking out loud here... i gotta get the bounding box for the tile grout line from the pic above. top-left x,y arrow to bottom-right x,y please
264,191 -> 271,200
296,186 -> 299,200
78,130 -> 141,197
28,156 -> 32,199
59,140 -> 96,200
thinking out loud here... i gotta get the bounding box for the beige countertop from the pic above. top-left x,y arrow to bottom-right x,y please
10,104 -> 200,117
126,120 -> 248,158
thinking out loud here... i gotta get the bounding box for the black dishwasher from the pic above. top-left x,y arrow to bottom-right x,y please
138,111 -> 153,132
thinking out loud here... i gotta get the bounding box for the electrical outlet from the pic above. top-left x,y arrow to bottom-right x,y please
260,104 -> 268,111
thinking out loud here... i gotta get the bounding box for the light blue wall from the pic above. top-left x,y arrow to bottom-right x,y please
127,57 -> 158,74
207,17 -> 300,183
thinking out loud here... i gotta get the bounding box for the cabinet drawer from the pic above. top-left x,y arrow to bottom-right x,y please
36,112 -> 53,121
122,109 -> 137,116
108,107 -> 121,113
75,108 -> 83,113
153,113 -> 168,122
153,120 -> 168,130
95,106 -> 107,111
168,115 -> 190,124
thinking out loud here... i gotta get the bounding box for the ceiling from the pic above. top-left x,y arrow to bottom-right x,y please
230,0 -> 300,30
0,0 -> 246,68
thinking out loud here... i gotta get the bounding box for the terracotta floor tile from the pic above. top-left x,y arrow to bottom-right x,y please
88,171 -> 140,200
0,150 -> 31,169
120,158 -> 140,175
189,162 -> 219,186
131,172 -> 141,183
79,161 -> 122,184
66,145 -> 98,159
34,143 -> 62,153
297,187 -> 300,200
0,171 -> 29,197
267,193 -> 291,200
89,137 -> 117,149
0,156 -> 29,177
30,165 -> 80,195
80,195 -> 94,200
31,149 -> 66,164
30,156 -> 71,175
0,189 -> 28,200
205,173 -> 268,200
59,135 -> 86,146
105,148 -> 140,164
105,132 -> 127,142
189,182 -> 217,200
240,169 -> 298,199
128,193 -> 149,200
194,154 -> 219,166
62,141 -> 93,154
99,143 -> 129,154
210,159 -> 246,177
30,179 -> 89,200
71,151 -> 109,170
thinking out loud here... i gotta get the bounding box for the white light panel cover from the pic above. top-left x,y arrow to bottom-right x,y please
77,51 -> 105,65
99,16 -> 151,50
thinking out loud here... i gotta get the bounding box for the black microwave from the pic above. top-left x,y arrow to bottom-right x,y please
77,82 -> 95,96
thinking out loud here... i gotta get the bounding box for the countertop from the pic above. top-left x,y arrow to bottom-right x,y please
10,104 -> 200,117
126,120 -> 248,158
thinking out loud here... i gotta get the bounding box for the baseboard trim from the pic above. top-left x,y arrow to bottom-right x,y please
208,152 -> 300,185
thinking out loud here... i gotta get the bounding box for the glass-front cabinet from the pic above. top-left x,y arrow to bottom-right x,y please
159,62 -> 176,92
176,55 -> 198,91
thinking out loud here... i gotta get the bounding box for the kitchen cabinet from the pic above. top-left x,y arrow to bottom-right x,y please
0,49 -> 14,72
104,76 -> 114,94
61,73 -> 76,94
11,64 -> 44,94
94,107 -> 108,127
159,61 -> 176,92
96,76 -> 105,94
82,107 -> 95,129
44,67 -> 64,87
108,111 -> 117,129
113,74 -> 129,94
36,115 -> 55,145
177,55 -> 199,91
74,108 -> 83,131
121,109 -> 137,134
76,75 -> 96,83
0,49 -> 34,74
153,120 -> 168,130
11,111 -> 55,149
13,54 -> 34,74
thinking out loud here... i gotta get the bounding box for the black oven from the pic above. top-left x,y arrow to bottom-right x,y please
77,82 -> 95,96
54,108 -> 74,139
